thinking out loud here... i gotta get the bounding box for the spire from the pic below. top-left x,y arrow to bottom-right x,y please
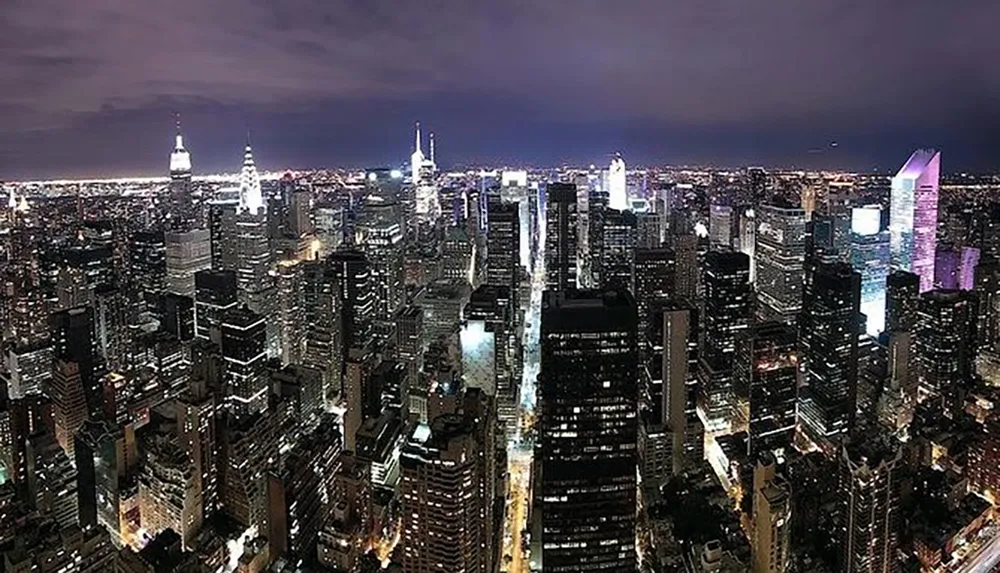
169,113 -> 191,174
239,132 -> 262,215
414,121 -> 422,154
429,132 -> 435,165
7,187 -> 15,210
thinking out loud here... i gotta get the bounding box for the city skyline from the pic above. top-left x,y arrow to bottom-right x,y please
3,1 -> 1000,177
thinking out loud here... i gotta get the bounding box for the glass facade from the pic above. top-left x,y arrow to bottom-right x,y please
890,149 -> 940,292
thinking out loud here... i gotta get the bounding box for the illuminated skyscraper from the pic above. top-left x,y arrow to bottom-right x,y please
798,262 -> 860,452
699,251 -> 753,431
485,196 -> 520,310
411,122 -> 439,218
886,270 -> 920,332
663,305 -> 704,475
914,289 -> 977,417
221,306 -> 269,418
742,321 -> 798,457
168,118 -> 195,226
752,454 -> 791,573
838,438 -> 903,573
850,206 -> 890,336
755,202 -> 807,325
165,229 -> 212,297
890,149 -> 940,292
607,152 -> 627,211
544,183 -> 579,291
238,138 -> 263,216
536,289 -> 637,572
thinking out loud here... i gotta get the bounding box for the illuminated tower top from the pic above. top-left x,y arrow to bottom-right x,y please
7,187 -> 16,210
608,152 -> 627,211
411,121 -> 426,184
169,117 -> 192,175
239,134 -> 263,215
889,148 -> 940,292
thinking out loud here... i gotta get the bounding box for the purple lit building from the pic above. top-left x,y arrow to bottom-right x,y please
935,245 -> 980,291
890,149 -> 940,292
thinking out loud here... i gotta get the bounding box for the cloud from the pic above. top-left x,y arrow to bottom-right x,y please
0,0 -> 998,174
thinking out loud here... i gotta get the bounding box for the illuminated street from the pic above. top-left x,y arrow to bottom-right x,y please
504,197 -> 545,573
954,526 -> 1000,573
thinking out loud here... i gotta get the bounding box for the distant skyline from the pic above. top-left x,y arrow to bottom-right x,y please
2,1 -> 999,178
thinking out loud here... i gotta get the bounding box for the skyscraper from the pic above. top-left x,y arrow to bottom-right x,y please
634,247 -> 675,343
536,289 -> 637,572
165,229 -> 212,298
886,270 -> 920,332
850,205 -> 890,336
598,208 -> 637,292
839,438 -> 903,573
400,414 -> 487,573
327,250 -> 376,355
607,152 -> 627,211
485,197 -> 520,309
914,289 -> 978,417
890,149 -> 940,292
755,202 -> 807,325
663,305 -> 704,475
221,305 -> 269,418
752,454 -> 791,573
168,119 -> 195,226
741,321 -> 798,457
238,139 -> 263,216
699,251 -> 753,431
194,269 -> 239,344
544,183 -> 579,291
798,262 -> 861,452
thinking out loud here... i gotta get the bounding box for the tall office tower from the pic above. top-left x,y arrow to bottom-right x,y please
741,321 -> 798,457
441,226 -> 474,283
221,306 -> 269,418
193,269 -> 238,344
545,183 -> 579,291
889,149 -> 940,292
850,206 -> 890,336
739,208 -> 757,280
276,260 -> 304,365
357,201 -> 405,331
461,318 -> 496,397
876,332 -> 917,435
886,270 -> 920,332
231,210 -> 277,353
177,379 -> 218,520
139,431 -> 202,548
709,203 -> 735,250
975,257 -> 1000,359
486,198 -> 521,308
663,306 -> 704,475
75,419 -> 125,543
220,408 -> 279,530
168,120 -> 195,226
636,211 -> 664,249
343,347 -> 376,452
914,289 -> 978,417
607,152 -> 628,211
327,251 -> 376,357
209,202 -> 237,270
25,431 -> 79,528
301,261 -> 342,406
752,454 -> 791,573
164,229 -> 212,297
52,360 -> 88,456
5,341 -> 51,400
268,423 -> 342,561
754,202 -> 807,325
130,228 -> 166,313
50,306 -> 102,418
400,414 -> 487,573
238,139 -> 263,216
598,209 -> 637,292
699,251 -> 753,431
586,185 -> 609,288
838,438 -> 903,573
746,166 -> 768,204
672,232 -> 699,302
634,248 -> 676,342
94,285 -> 132,370
396,305 -> 425,400
798,262 -> 860,452
313,204 -> 345,258
536,289 -> 637,572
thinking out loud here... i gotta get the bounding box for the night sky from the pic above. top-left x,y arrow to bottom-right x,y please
2,0 -> 999,178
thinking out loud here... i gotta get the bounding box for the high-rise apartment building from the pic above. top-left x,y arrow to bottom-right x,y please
752,454 -> 791,573
914,289 -> 978,417
662,305 -> 704,475
838,438 -> 903,573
